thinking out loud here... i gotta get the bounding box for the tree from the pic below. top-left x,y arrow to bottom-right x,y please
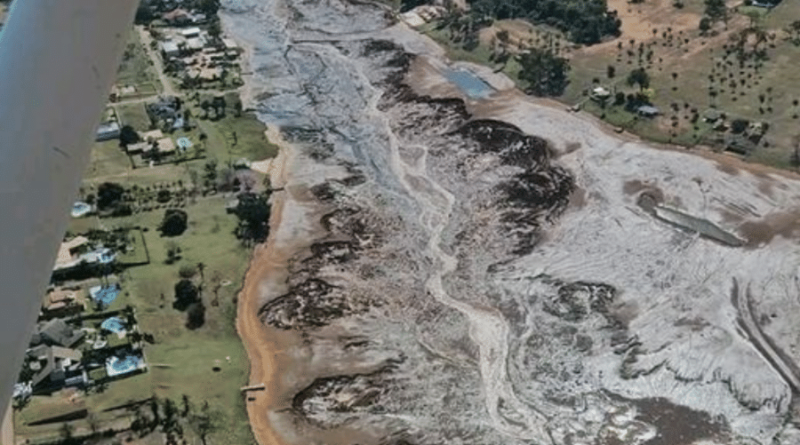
165,241 -> 181,265
234,192 -> 271,243
160,209 -> 188,237
614,91 -> 625,106
607,65 -> 615,79
197,262 -> 206,281
704,0 -> 727,25
200,100 -> 211,119
120,125 -> 140,148
97,182 -> 125,211
516,48 -> 570,97
731,118 -> 749,134
699,17 -> 711,35
198,0 -> 220,16
212,96 -> 227,119
182,395 -> 191,417
59,422 -> 75,442
627,67 -> 650,91
204,159 -> 218,190
186,302 -> 206,329
208,19 -> 222,41
174,279 -> 200,311
157,189 -> 172,203
183,109 -> 193,130
233,100 -> 243,117
190,402 -> 221,445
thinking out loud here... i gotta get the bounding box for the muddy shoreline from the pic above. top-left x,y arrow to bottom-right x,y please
224,0 -> 800,443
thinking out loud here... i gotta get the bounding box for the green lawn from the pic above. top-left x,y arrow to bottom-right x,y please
115,27 -> 158,93
19,197 -> 257,444
117,103 -> 153,131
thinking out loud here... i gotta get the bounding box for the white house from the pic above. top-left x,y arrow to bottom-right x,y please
161,40 -> 180,58
181,27 -> 201,38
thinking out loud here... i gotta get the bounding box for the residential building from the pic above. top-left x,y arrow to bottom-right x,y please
31,319 -> 84,348
181,27 -> 201,38
26,345 -> 86,389
161,40 -> 180,58
637,105 -> 661,118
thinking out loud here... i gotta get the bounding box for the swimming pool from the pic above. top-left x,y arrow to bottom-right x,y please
90,285 -> 121,308
106,354 -> 143,377
444,68 -> 493,99
100,316 -> 126,334
71,202 -> 91,218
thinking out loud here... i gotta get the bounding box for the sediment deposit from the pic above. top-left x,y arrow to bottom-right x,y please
224,1 -> 800,444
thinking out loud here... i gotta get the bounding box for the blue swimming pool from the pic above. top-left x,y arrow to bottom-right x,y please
100,316 -> 126,334
106,354 -> 143,377
71,202 -> 91,218
444,68 -> 493,99
90,285 -> 120,308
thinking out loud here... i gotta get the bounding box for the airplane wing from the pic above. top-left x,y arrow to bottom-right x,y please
0,0 -> 138,416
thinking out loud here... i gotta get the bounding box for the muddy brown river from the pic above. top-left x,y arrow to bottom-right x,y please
222,1 -> 800,444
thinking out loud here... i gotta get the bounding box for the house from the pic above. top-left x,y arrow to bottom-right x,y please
126,141 -> 150,154
163,8 -> 191,25
161,40 -> 180,58
41,287 -> 84,319
146,97 -> 180,121
32,319 -> 85,348
186,36 -> 206,52
96,121 -> 121,141
637,105 -> 661,118
26,345 -> 86,389
54,236 -> 90,270
180,27 -> 201,38
53,236 -> 116,275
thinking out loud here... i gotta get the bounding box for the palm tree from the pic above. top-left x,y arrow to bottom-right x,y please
197,262 -> 205,281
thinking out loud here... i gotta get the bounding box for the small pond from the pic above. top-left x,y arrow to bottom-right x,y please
444,68 -> 493,99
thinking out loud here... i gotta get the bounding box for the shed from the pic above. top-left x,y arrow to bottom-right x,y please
181,27 -> 201,38
222,38 -> 240,52
161,41 -> 180,58
637,105 -> 660,118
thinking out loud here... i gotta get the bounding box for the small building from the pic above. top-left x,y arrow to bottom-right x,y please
703,109 -> 721,123
126,141 -> 150,154
637,105 -> 661,118
161,40 -> 180,58
222,38 -> 241,53
96,121 -> 121,141
180,27 -> 201,38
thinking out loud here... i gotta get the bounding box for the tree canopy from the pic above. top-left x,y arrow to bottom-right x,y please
516,48 -> 570,97
627,67 -> 650,90
233,192 -> 270,243
467,0 -> 621,44
173,279 -> 200,311
160,209 -> 188,237
97,182 -> 125,211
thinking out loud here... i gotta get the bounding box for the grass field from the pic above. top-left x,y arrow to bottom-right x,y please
422,0 -> 800,169
117,103 -> 153,131
115,27 -> 159,94
18,196 -> 257,444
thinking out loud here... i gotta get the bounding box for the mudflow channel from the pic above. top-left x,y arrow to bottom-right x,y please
224,0 -> 800,444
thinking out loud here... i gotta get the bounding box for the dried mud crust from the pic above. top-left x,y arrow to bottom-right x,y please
255,39 -> 732,445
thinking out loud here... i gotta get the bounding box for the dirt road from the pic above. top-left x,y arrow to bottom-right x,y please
236,143 -> 291,445
1,403 -> 12,445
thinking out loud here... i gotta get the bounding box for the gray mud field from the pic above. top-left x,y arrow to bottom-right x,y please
222,0 -> 800,444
